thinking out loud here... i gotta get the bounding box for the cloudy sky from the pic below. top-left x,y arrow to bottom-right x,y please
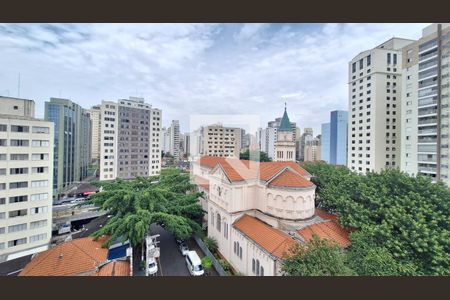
0,23 -> 428,134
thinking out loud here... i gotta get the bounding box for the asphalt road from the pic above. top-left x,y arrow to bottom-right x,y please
149,224 -> 190,276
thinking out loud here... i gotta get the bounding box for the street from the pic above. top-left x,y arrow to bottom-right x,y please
149,224 -> 190,276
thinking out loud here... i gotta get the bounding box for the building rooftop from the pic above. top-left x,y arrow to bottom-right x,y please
18,236 -> 131,276
198,156 -> 312,188
233,214 -> 297,259
297,220 -> 351,248
278,105 -> 292,132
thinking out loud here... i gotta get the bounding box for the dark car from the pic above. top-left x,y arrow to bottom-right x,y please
179,242 -> 189,256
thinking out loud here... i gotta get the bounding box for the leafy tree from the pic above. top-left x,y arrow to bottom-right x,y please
88,168 -> 204,248
239,150 -> 272,162
282,235 -> 355,276
201,256 -> 213,275
301,161 -> 450,275
203,236 -> 218,253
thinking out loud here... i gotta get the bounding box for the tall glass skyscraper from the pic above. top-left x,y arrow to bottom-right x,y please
45,98 -> 91,198
321,123 -> 331,163
322,110 -> 348,166
330,110 -> 348,165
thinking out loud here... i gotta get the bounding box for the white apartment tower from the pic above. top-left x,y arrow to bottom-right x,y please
99,97 -> 161,180
348,38 -> 415,173
169,120 -> 180,161
401,24 -> 450,184
190,125 -> 241,159
0,97 -> 54,262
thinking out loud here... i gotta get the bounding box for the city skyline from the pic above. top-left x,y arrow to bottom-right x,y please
0,23 -> 428,134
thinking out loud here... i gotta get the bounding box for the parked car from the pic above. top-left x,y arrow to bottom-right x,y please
58,224 -> 71,235
147,257 -> 158,276
179,242 -> 189,256
186,251 -> 204,276
70,197 -> 85,204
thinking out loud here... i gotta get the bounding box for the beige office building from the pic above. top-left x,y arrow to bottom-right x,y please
193,124 -> 241,158
87,105 -> 101,164
401,23 -> 450,185
348,37 -> 415,173
0,98 -> 54,262
304,136 -> 321,162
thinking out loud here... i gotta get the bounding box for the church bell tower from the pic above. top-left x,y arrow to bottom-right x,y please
275,103 -> 296,162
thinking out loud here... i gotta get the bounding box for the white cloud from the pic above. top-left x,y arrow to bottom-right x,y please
0,23 -> 428,135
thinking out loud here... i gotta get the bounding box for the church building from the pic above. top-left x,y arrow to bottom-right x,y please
275,105 -> 296,162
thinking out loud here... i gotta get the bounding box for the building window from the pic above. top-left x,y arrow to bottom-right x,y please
256,259 -> 260,276
260,266 -> 264,276
216,213 -> 221,232
387,53 -> 391,64
224,222 -> 228,239
367,55 -> 371,66
8,238 -> 27,248
11,125 -> 29,133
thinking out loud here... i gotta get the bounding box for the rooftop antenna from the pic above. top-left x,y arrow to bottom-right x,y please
17,73 -> 21,98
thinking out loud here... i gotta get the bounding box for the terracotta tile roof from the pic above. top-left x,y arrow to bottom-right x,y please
193,175 -> 210,191
297,221 -> 351,248
19,236 -> 113,276
198,156 -> 313,188
90,260 -> 131,276
233,214 -> 297,258
269,169 -> 314,188
315,208 -> 338,221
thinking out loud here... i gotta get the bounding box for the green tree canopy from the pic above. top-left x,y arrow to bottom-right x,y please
282,235 -> 355,276
301,161 -> 450,275
89,168 -> 204,247
239,150 -> 272,162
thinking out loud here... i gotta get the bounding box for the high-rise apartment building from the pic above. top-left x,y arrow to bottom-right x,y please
190,124 -> 241,159
169,120 -> 180,161
304,135 -> 321,162
98,97 -> 161,180
299,128 -> 313,162
348,38 -> 415,173
321,123 -> 331,163
0,97 -> 54,262
87,105 -> 101,164
99,101 -> 118,180
44,98 -> 91,198
401,24 -> 450,184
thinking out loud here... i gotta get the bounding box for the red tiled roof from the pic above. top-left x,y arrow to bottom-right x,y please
297,221 -> 351,248
90,260 -> 131,276
198,156 -> 313,188
233,215 -> 297,258
315,208 -> 338,221
19,236 -> 130,276
269,169 -> 314,188
193,175 -> 210,191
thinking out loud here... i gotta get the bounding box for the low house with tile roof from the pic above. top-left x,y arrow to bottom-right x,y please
18,236 -> 132,276
191,155 -> 350,276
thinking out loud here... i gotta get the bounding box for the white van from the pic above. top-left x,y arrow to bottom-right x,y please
186,251 -> 204,276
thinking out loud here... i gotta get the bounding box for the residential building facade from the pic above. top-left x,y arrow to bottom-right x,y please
0,98 -> 54,262
401,23 -> 450,184
87,105 -> 101,164
304,135 -> 321,162
190,124 -> 241,159
99,97 -> 161,180
348,38 -> 415,173
44,98 -> 91,198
